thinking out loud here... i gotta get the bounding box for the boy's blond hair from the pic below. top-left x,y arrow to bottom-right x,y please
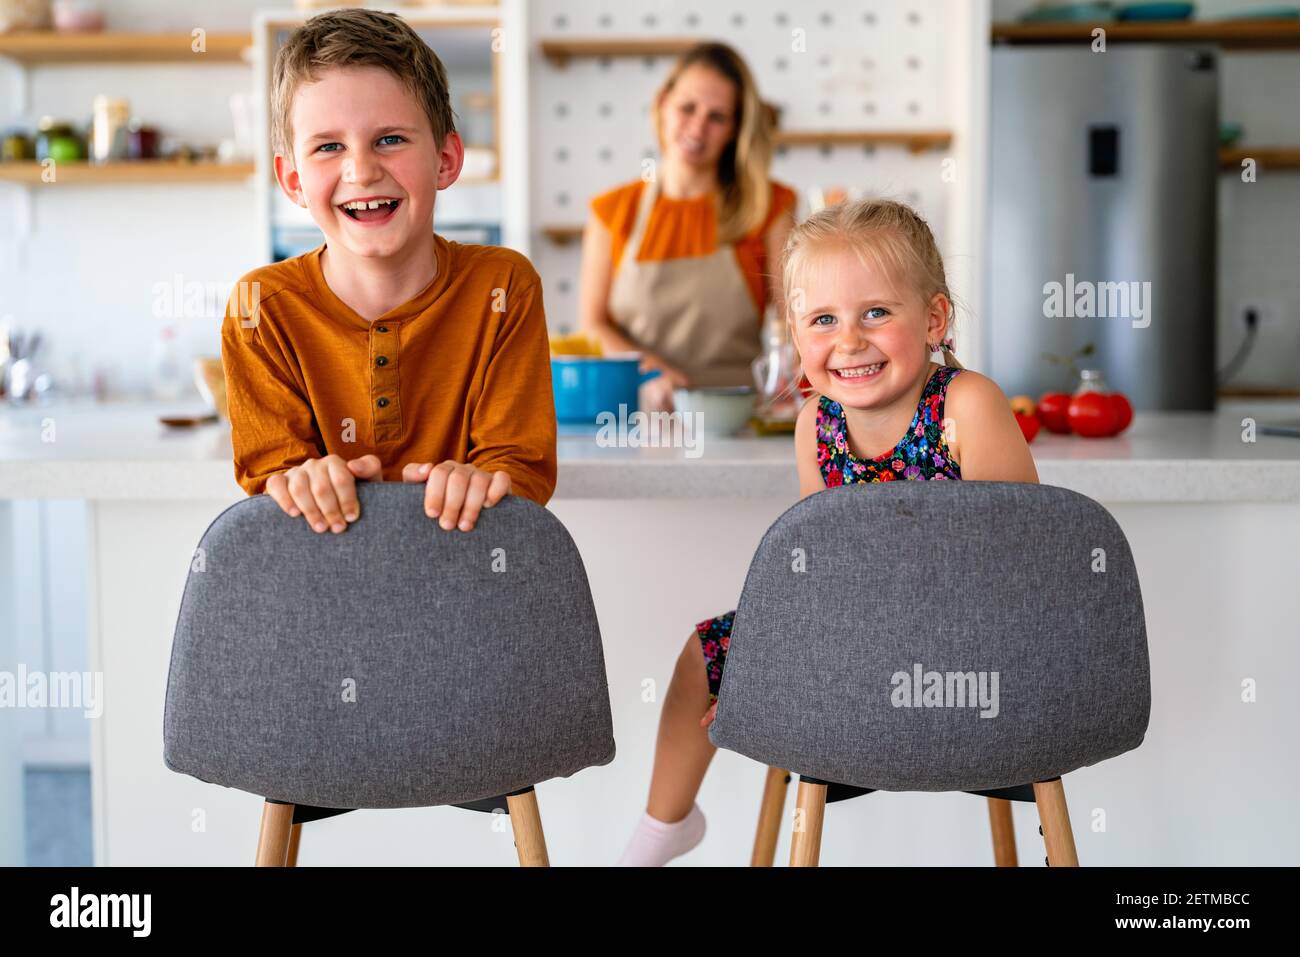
272,8 -> 457,159
781,199 -> 964,369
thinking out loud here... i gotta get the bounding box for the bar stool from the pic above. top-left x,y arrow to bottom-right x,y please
164,482 -> 615,866
709,481 -> 1151,867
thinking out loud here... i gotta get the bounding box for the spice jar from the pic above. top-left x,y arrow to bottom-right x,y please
1,128 -> 34,162
91,96 -> 130,164
35,117 -> 84,163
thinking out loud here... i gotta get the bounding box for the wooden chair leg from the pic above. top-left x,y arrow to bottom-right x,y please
285,823 -> 302,867
255,801 -> 295,867
751,767 -> 790,867
788,779 -> 827,867
987,797 -> 1018,867
506,790 -> 550,867
1033,779 -> 1080,867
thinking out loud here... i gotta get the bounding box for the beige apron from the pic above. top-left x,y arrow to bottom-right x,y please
606,179 -> 762,389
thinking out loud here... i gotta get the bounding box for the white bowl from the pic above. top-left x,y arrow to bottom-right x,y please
672,387 -> 755,436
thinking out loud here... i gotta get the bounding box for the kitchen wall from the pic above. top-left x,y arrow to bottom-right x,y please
0,0 -> 268,400
993,0 -> 1300,390
1,0 -> 987,399
526,0 -> 984,355
2,0 -> 1294,399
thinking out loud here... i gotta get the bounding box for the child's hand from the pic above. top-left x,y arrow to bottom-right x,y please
401,460 -> 511,532
264,454 -> 382,533
700,702 -> 718,729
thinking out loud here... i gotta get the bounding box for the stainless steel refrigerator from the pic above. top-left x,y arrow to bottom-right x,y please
987,45 -> 1218,410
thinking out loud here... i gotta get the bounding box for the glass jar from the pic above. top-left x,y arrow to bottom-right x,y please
35,117 -> 84,163
1074,368 -> 1108,396
1,128 -> 34,162
91,96 -> 130,164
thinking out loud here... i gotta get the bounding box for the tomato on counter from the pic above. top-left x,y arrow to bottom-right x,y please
1008,395 -> 1040,443
1066,373 -> 1133,438
1037,392 -> 1072,434
1015,412 -> 1041,443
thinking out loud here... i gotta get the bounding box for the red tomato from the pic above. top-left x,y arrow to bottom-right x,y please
1110,393 -> 1133,434
1014,411 -> 1040,444
1037,392 -> 1072,433
1068,392 -> 1120,437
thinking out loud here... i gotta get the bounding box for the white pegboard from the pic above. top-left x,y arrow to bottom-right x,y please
527,0 -> 977,333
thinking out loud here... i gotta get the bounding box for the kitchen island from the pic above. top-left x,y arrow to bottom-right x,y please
1,399 -> 1297,866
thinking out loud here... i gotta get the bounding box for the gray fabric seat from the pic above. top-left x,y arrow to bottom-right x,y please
708,481 -> 1150,865
163,482 -> 615,861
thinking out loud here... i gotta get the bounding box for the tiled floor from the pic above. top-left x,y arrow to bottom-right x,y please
24,767 -> 93,866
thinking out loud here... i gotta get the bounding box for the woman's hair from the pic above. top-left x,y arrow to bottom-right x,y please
652,42 -> 773,243
780,198 -> 964,369
272,9 -> 456,159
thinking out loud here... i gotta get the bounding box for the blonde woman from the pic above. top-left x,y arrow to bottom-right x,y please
579,42 -> 796,412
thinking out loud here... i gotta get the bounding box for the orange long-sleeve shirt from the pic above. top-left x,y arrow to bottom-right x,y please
220,233 -> 557,505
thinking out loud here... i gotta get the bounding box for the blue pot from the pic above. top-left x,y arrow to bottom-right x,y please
551,356 -> 661,424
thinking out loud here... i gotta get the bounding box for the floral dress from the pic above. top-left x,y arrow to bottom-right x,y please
695,364 -> 964,701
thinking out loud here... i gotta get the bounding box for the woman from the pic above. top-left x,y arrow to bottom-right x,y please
578,42 -> 796,412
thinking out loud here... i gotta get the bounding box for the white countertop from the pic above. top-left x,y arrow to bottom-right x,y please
1,398 -> 1299,502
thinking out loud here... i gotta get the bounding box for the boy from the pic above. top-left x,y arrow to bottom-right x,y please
222,9 -> 555,534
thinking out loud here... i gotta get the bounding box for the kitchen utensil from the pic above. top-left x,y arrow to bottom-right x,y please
1020,2 -> 1116,22
1217,6 -> 1300,18
1,128 -> 34,162
551,354 -> 660,424
0,0 -> 51,32
752,334 -> 800,426
159,413 -> 220,428
5,357 -> 32,401
91,96 -> 130,164
194,357 -> 229,420
1116,2 -> 1195,20
672,386 -> 756,437
127,123 -> 159,160
35,117 -> 83,163
52,0 -> 103,31
1259,421 -> 1300,437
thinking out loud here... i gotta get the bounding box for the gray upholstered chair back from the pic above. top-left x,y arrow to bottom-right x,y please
709,481 -> 1150,792
164,482 -> 615,809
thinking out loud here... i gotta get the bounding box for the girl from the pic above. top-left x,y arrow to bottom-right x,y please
616,198 -> 1039,866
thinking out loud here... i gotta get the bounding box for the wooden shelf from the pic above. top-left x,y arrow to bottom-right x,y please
1219,146 -> 1300,170
540,37 -> 697,66
0,30 -> 251,64
774,129 -> 952,153
992,19 -> 1300,49
0,160 -> 256,185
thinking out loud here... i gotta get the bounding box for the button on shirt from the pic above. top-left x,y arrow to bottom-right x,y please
221,233 -> 557,504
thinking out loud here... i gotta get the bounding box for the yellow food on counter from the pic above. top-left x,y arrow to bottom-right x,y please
549,333 -> 603,357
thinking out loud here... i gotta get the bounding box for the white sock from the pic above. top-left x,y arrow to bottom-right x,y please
615,804 -> 707,867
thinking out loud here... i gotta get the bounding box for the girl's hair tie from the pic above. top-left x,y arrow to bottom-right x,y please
928,337 -> 956,354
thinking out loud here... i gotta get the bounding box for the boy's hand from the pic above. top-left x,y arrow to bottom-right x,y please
700,702 -> 718,729
264,454 -> 382,533
401,460 -> 511,532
